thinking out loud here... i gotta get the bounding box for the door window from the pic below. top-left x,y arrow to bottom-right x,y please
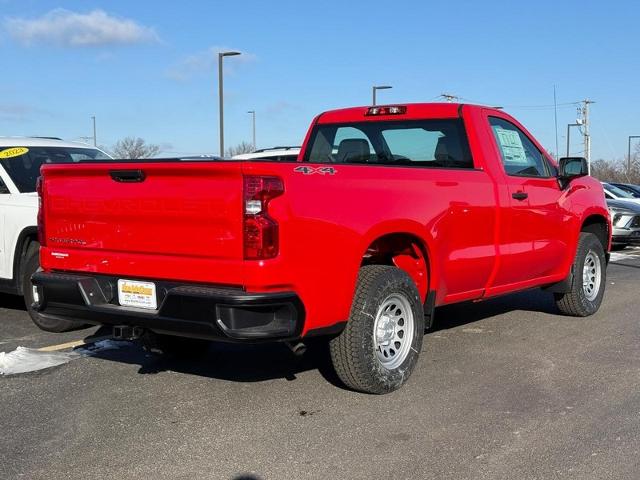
489,117 -> 550,177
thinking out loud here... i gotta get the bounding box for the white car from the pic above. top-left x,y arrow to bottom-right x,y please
602,182 -> 640,205
0,137 -> 111,331
232,146 -> 301,162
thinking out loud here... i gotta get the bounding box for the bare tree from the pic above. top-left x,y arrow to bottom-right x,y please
225,141 -> 254,157
111,137 -> 162,159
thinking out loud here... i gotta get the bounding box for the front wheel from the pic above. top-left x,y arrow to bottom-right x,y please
555,232 -> 607,316
329,265 -> 425,394
23,242 -> 82,332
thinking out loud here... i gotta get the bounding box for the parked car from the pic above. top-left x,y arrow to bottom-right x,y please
607,198 -> 640,247
232,146 -> 301,162
609,182 -> 640,198
0,137 -> 111,332
179,155 -> 221,161
602,182 -> 640,204
33,103 -> 610,393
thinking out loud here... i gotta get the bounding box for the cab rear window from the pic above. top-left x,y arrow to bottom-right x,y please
303,119 -> 473,169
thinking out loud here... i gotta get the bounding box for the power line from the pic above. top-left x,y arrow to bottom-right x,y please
457,96 -> 581,109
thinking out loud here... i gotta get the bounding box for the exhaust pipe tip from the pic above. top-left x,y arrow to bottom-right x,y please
286,341 -> 307,356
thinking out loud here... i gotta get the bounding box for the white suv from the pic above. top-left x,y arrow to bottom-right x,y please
232,146 -> 301,162
0,137 -> 111,331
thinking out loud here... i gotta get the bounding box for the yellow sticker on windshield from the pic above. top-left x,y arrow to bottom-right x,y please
0,147 -> 29,159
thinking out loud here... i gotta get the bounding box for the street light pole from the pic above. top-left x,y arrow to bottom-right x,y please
218,51 -> 241,157
91,115 -> 97,146
566,123 -> 581,157
247,110 -> 256,151
628,135 -> 640,172
372,85 -> 392,106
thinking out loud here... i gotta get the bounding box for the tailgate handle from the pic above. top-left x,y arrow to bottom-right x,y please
110,169 -> 146,183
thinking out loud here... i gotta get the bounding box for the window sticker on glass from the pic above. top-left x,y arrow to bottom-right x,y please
494,128 -> 527,165
0,147 -> 29,159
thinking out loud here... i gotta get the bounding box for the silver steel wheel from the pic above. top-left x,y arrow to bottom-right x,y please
373,293 -> 415,369
582,250 -> 602,301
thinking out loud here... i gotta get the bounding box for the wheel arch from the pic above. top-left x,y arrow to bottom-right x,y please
359,224 -> 435,303
581,213 -> 610,254
13,226 -> 38,295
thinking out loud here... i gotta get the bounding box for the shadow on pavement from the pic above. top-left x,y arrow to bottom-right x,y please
83,288 -> 557,387
431,288 -> 557,332
609,261 -> 640,270
87,325 -> 343,387
0,293 -> 27,312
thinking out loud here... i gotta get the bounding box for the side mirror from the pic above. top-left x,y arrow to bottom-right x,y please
559,157 -> 588,177
558,157 -> 588,189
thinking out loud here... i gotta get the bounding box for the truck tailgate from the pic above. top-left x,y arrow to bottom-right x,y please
41,161 -> 244,283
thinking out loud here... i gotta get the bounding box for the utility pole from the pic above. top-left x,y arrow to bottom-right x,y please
218,51 -> 241,157
91,115 -> 97,146
247,110 -> 256,151
440,93 -> 459,103
579,99 -> 594,174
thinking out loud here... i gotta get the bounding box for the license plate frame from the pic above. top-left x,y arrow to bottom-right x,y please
117,279 -> 158,310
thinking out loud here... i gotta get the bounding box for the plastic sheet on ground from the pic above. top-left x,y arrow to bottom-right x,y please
0,339 -> 131,376
0,347 -> 80,375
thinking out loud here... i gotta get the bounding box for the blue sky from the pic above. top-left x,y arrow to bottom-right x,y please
0,0 -> 638,159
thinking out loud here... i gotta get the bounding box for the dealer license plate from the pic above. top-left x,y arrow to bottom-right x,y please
117,279 -> 157,310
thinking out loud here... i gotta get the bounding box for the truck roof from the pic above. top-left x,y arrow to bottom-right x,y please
317,102 -> 500,124
0,137 -> 98,149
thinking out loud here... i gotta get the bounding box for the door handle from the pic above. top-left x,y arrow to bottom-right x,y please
512,191 -> 528,201
109,169 -> 146,183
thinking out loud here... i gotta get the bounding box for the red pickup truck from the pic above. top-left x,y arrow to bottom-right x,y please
33,103 -> 610,393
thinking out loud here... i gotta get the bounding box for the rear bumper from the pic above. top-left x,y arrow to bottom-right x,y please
32,271 -> 305,342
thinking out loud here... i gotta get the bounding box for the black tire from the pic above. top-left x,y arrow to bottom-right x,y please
329,265 -> 425,394
555,232 -> 607,317
149,334 -> 211,358
23,241 -> 82,332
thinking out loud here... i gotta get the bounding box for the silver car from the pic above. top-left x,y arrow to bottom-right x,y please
607,198 -> 640,247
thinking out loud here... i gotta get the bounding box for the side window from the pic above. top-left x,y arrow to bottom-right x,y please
489,117 -> 550,177
0,150 -> 41,193
0,177 -> 9,194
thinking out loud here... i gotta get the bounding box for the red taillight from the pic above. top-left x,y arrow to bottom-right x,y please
243,175 -> 284,259
36,176 -> 46,247
365,105 -> 407,116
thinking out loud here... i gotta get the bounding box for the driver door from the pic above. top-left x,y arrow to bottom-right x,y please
487,115 -> 569,287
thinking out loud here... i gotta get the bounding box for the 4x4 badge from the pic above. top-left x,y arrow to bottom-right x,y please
294,166 -> 337,175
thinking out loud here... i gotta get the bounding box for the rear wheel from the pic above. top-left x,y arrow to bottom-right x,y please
329,265 -> 425,394
555,232 -> 607,316
23,241 -> 81,332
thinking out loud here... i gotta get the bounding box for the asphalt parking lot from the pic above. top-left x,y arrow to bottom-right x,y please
1,248 -> 640,480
